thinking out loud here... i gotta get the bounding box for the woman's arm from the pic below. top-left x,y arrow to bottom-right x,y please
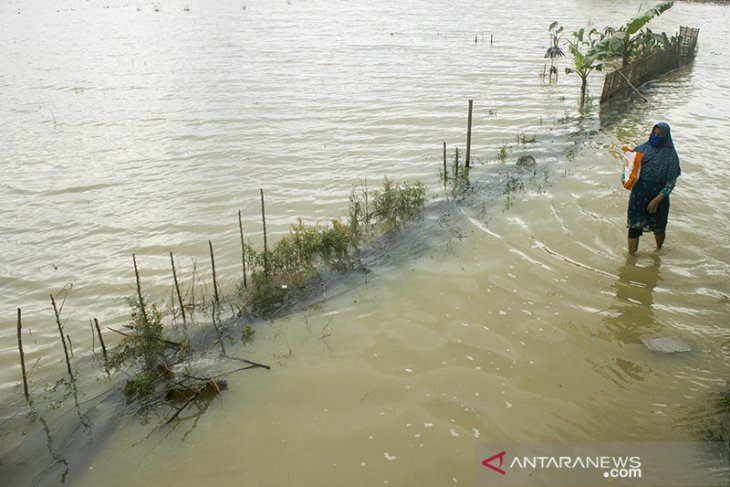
647,179 -> 676,213
659,179 -> 676,198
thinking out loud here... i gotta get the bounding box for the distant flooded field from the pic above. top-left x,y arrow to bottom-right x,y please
1,0 -> 729,485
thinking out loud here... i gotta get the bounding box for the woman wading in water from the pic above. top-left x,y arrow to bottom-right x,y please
624,122 -> 681,256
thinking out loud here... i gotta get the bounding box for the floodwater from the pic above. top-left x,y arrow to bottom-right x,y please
1,0 -> 729,485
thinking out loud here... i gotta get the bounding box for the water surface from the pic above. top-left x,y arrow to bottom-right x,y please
1,0 -> 729,485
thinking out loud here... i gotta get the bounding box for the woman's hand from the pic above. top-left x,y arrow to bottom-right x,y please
647,194 -> 664,213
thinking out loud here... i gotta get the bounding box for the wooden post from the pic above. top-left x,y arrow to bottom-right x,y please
260,189 -> 269,277
465,99 -> 473,168
190,260 -> 197,321
238,210 -> 247,289
490,34 -> 493,45
443,142 -> 447,184
50,295 -> 74,383
364,179 -> 369,224
209,240 -> 220,305
93,318 -> 107,361
17,308 -> 29,401
132,254 -> 149,326
454,147 -> 460,181
170,252 -> 187,326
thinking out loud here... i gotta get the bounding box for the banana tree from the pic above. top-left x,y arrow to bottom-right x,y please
544,21 -> 565,81
592,1 -> 675,65
564,27 -> 606,104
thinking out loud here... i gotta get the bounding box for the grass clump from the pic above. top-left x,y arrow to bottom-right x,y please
243,178 -> 426,315
107,178 -> 427,408
371,177 -> 426,228
109,299 -> 167,373
241,325 -> 255,345
108,298 -> 182,404
498,145 -> 508,162
244,217 -> 359,315
439,147 -> 472,193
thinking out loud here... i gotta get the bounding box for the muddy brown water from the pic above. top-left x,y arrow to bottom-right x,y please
1,0 -> 729,485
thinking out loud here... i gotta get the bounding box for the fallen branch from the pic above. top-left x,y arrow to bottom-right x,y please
164,394 -> 198,426
107,327 -> 183,349
223,355 -> 271,370
162,365 -> 264,426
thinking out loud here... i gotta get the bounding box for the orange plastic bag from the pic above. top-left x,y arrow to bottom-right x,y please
622,150 -> 643,190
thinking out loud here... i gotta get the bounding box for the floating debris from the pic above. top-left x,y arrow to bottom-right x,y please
642,337 -> 691,353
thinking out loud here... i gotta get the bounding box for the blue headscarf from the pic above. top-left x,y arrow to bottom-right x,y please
634,122 -> 681,183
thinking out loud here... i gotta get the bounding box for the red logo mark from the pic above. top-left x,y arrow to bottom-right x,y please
482,450 -> 507,475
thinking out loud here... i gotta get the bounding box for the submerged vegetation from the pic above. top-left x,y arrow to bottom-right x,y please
106,178 -> 427,411
240,177 -> 426,315
12,177 -> 428,427
701,389 -> 730,443
544,22 -> 565,82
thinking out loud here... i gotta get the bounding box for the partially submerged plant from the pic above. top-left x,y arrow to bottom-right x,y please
498,145 -> 508,162
371,177 -> 426,228
109,299 -> 167,373
564,26 -> 606,104
108,297 -> 183,404
545,22 -> 565,81
241,325 -> 255,345
549,1 -> 675,103
593,1 -> 675,66
242,178 -> 427,314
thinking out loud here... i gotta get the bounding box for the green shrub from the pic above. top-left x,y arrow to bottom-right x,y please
241,325 -> 255,345
243,178 -> 426,315
109,299 -> 165,373
371,177 -> 426,228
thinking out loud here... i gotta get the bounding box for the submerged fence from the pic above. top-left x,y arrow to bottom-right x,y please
600,26 -> 700,103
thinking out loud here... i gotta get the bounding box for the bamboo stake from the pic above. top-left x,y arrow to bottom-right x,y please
260,189 -> 269,277
93,318 -> 107,361
238,209 -> 248,289
132,254 -> 149,326
364,179 -> 369,224
454,147 -> 460,181
465,99 -> 473,168
209,240 -> 220,305
190,260 -> 197,321
17,308 -> 29,401
443,142 -> 447,184
50,295 -> 74,383
170,252 -> 187,326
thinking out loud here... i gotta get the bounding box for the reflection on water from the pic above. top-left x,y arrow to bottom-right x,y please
600,256 -> 663,345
